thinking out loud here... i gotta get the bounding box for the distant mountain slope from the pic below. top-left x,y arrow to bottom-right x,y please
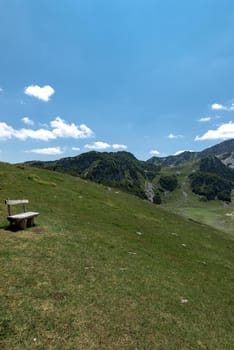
189,156 -> 234,202
25,140 -> 234,205
200,138 -> 234,159
148,139 -> 234,168
147,151 -> 198,167
25,151 -> 161,199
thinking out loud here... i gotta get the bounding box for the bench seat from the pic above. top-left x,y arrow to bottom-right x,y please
7,212 -> 39,220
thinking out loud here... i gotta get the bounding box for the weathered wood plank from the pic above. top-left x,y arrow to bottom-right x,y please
7,212 -> 39,220
5,199 -> 29,205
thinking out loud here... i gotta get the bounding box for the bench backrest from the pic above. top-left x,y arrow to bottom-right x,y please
5,199 -> 29,216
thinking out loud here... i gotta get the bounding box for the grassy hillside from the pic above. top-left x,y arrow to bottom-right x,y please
154,161 -> 234,234
0,163 -> 234,349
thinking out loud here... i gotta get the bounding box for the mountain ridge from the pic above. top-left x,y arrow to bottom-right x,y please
24,139 -> 234,206
147,139 -> 234,168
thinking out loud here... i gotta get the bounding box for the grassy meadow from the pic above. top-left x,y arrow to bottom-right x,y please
156,162 -> 234,234
0,162 -> 234,349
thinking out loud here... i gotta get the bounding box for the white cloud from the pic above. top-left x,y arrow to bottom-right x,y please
50,117 -> 93,139
84,141 -> 111,150
150,150 -> 160,155
168,133 -> 183,139
211,103 -> 226,110
84,142 -> 127,151
174,150 -> 185,155
112,144 -> 127,150
174,150 -> 193,155
211,102 -> 234,111
24,85 -> 55,102
14,128 -> 55,141
72,147 -> 80,151
0,117 -> 93,142
198,117 -> 211,122
0,122 -> 15,140
195,122 -> 234,141
28,147 -> 64,155
21,117 -> 34,126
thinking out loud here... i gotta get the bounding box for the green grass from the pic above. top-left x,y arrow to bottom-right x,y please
155,162 -> 234,234
0,163 -> 234,349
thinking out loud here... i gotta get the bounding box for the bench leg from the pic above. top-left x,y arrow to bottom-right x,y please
27,217 -> 35,227
18,219 -> 27,230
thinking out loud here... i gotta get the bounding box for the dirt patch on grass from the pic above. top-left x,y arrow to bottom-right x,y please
31,227 -> 48,235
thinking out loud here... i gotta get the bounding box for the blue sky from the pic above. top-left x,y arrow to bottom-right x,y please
0,0 -> 234,163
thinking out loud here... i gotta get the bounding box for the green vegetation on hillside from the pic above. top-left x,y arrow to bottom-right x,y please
189,157 -> 234,202
26,151 -> 161,200
25,141 -> 234,208
189,171 -> 233,202
0,163 -> 234,349
159,174 -> 178,192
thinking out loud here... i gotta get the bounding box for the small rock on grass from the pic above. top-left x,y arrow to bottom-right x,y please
136,231 -> 143,235
171,232 -> 178,236
180,298 -> 189,304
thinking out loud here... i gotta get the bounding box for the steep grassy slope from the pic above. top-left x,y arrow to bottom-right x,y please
0,163 -> 234,349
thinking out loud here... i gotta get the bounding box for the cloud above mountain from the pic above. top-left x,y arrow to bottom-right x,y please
168,133 -> 183,139
195,122 -> 234,141
28,147 -> 64,155
150,150 -> 160,155
84,142 -> 127,151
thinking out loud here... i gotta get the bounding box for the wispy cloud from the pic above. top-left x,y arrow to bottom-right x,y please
0,117 -> 93,141
0,87 -> 3,92
84,142 -> 127,151
72,147 -> 80,151
195,122 -> 234,141
84,141 -> 111,150
168,133 -> 183,139
21,117 -> 34,126
28,147 -> 64,155
112,144 -> 127,150
198,117 -> 211,122
150,150 -> 160,155
211,102 -> 234,111
24,85 -> 55,102
174,150 -> 193,155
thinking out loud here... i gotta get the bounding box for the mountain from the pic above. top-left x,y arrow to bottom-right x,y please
25,151 -> 161,200
147,151 -> 198,167
24,140 -> 234,209
189,156 -> 234,202
148,139 -> 234,168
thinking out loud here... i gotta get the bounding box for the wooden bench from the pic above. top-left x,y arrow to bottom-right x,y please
5,199 -> 39,230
